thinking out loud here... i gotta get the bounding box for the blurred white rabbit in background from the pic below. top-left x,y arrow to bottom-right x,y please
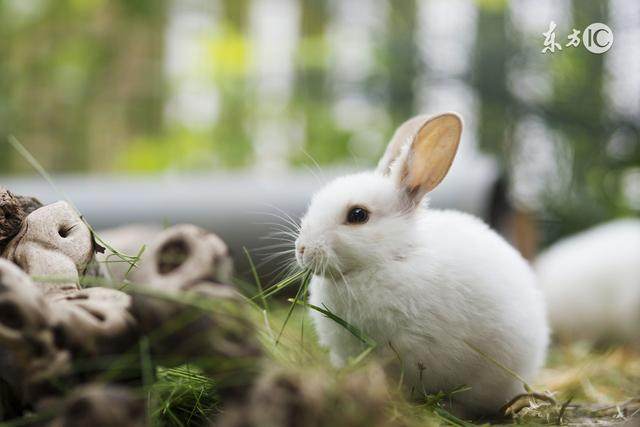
535,218 -> 640,345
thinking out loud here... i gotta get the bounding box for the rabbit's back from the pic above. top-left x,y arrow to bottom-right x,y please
410,209 -> 548,386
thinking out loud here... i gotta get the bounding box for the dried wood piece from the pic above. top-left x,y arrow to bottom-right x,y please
1,201 -> 93,296
47,384 -> 145,427
219,364 -> 394,427
138,224 -> 233,289
1,197 -> 138,370
48,287 -> 138,357
132,281 -> 263,382
0,259 -> 138,413
129,225 -> 260,367
1,211 -> 259,416
0,187 -> 42,254
0,259 -> 71,405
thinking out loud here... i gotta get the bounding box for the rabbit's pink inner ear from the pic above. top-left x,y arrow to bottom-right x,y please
401,113 -> 462,199
376,114 -> 433,175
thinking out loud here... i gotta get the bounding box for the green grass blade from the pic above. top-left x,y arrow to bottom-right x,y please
124,244 -> 146,283
243,247 -> 267,310
432,407 -> 475,427
251,269 -> 306,301
276,270 -> 312,345
462,339 -> 532,393
290,298 -> 377,348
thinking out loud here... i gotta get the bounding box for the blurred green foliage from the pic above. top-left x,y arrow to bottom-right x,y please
0,0 -> 638,243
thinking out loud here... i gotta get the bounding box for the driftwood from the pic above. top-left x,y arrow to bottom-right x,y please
129,224 -> 261,374
137,223 -> 233,288
48,287 -> 138,358
46,384 -> 146,427
0,194 -> 261,423
0,259 -> 71,405
2,201 -> 94,296
218,363 -> 395,427
1,201 -> 138,359
0,201 -> 140,408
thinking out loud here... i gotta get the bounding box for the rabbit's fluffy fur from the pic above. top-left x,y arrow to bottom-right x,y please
295,114 -> 549,416
536,219 -> 640,344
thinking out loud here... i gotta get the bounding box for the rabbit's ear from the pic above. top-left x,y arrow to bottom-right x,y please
377,114 -> 433,176
393,113 -> 462,204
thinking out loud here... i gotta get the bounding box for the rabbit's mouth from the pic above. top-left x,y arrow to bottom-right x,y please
307,258 -> 353,280
296,249 -> 324,273
296,248 -> 342,278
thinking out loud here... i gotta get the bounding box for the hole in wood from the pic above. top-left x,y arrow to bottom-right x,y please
0,301 -> 25,330
157,238 -> 190,275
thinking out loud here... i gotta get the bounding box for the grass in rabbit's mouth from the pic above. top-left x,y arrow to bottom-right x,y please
4,139 -> 640,426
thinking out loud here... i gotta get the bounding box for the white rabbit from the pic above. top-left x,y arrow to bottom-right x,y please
535,219 -> 640,344
294,113 -> 549,416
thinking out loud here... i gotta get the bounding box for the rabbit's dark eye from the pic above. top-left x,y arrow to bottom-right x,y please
346,207 -> 369,224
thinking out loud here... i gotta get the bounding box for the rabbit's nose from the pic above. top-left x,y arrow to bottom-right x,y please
295,244 -> 307,268
297,246 -> 306,263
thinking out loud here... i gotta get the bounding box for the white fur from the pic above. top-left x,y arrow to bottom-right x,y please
296,170 -> 549,416
535,219 -> 640,344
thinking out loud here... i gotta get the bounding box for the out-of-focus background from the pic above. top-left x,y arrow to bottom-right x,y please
1,0 -> 638,275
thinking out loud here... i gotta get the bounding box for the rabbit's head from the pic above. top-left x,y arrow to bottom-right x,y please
295,113 -> 462,277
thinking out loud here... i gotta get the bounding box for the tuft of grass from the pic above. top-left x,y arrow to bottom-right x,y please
150,366 -> 219,427
243,247 -> 267,310
290,298 -> 377,349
